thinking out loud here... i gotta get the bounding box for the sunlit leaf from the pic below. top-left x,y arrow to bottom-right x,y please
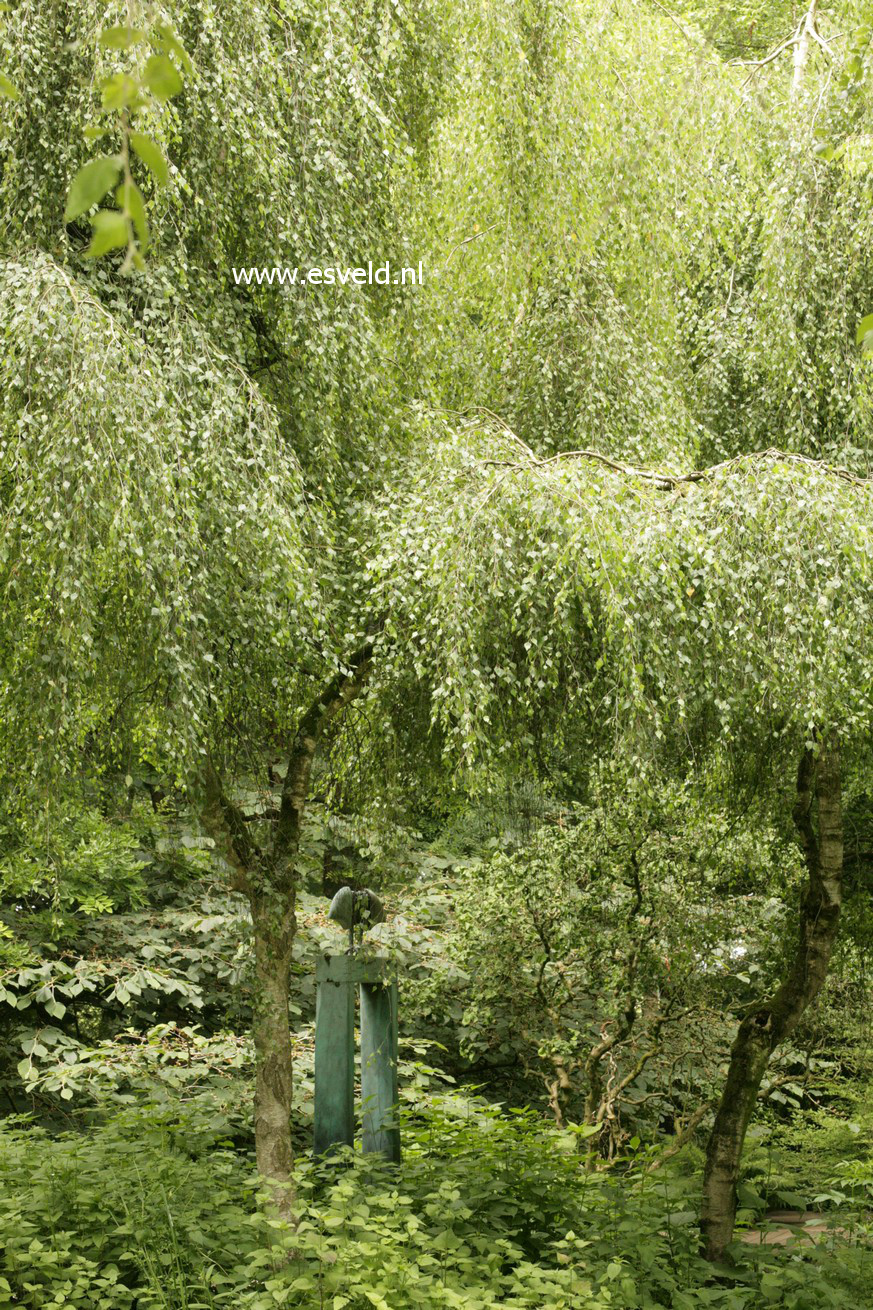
64,156 -> 122,222
142,53 -> 183,102
98,26 -> 147,50
86,209 -> 129,257
130,131 -> 169,186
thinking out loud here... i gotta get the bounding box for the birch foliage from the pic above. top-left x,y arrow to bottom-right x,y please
370,421 -> 873,773
0,255 -> 315,786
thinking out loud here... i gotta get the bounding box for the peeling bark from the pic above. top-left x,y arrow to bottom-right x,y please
701,739 -> 842,1262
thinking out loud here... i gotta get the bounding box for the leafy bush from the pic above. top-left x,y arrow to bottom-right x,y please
449,783 -> 801,1146
1,1094 -> 871,1310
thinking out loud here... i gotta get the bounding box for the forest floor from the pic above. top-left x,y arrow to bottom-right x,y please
740,1209 -> 864,1245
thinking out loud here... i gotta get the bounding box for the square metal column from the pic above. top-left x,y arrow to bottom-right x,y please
313,955 -> 355,1155
360,978 -> 400,1163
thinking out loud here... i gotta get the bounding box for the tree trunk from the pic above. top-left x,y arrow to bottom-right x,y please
250,888 -> 297,1224
701,739 -> 842,1262
200,642 -> 375,1226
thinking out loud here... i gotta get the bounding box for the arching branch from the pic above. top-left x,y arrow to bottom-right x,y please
199,640 -> 376,893
477,440 -> 870,490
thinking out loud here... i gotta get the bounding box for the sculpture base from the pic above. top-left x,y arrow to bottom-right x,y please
313,954 -> 400,1163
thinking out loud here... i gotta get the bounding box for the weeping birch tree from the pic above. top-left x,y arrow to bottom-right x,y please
366,422 -> 873,1259
0,0 -> 445,1221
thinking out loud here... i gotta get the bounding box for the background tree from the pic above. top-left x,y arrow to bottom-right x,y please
368,430 -> 873,1257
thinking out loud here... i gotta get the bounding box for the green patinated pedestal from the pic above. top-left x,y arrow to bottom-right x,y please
313,955 -> 356,1155
313,953 -> 400,1162
360,976 -> 400,1162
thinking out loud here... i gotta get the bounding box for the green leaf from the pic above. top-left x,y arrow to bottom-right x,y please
567,1121 -> 601,1138
142,54 -> 183,102
737,1182 -> 764,1208
98,26 -> 147,50
150,22 -> 194,74
100,72 -> 140,112
116,180 -> 149,251
64,156 -> 122,221
855,314 -> 873,346
0,71 -> 19,100
130,132 -> 169,186
86,209 -> 129,258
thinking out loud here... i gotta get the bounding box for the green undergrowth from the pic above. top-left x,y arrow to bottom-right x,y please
741,1084 -> 873,1215
665,1083 -> 873,1222
1,1094 -> 871,1310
